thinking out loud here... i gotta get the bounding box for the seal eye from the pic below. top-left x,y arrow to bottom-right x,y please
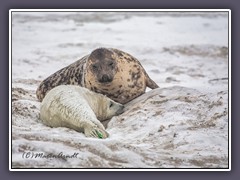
108,62 -> 114,67
109,102 -> 113,108
92,64 -> 98,70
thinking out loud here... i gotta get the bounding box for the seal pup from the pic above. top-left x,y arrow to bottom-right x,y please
40,85 -> 124,139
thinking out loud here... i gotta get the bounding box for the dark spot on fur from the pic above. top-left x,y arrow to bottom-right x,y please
77,77 -> 82,85
125,57 -> 133,63
93,86 -> 97,91
133,80 -> 142,89
114,49 -> 125,57
128,84 -> 135,88
119,85 -> 122,88
116,90 -> 123,94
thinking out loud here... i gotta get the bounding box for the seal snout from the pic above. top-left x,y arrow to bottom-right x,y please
116,104 -> 124,115
99,74 -> 113,83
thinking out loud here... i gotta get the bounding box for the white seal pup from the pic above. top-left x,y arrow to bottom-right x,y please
40,85 -> 124,139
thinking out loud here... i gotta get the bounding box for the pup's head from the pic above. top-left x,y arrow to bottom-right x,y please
96,96 -> 124,121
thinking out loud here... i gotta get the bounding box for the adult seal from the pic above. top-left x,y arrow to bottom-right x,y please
36,48 -> 159,104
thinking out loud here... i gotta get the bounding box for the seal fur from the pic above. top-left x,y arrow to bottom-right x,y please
36,48 -> 159,104
40,85 -> 124,138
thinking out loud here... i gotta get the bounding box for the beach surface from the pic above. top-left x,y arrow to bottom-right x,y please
11,11 -> 229,168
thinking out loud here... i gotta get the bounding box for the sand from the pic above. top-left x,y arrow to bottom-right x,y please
11,11 -> 229,169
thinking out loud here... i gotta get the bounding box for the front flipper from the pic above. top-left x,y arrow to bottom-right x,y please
84,125 -> 109,139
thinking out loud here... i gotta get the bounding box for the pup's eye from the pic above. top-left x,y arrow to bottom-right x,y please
108,62 -> 114,66
109,102 -> 113,108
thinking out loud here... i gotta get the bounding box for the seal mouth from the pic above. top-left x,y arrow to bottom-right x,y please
116,105 -> 124,115
98,74 -> 113,83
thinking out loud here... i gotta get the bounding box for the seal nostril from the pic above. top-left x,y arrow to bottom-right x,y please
101,74 -> 112,82
117,105 -> 124,114
102,75 -> 108,81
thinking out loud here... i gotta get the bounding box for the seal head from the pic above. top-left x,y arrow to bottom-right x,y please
88,48 -> 117,83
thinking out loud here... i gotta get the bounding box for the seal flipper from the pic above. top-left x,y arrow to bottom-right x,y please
84,125 -> 109,139
146,75 -> 159,89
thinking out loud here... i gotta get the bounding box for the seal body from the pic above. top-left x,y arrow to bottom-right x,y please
40,85 -> 124,138
36,48 -> 159,104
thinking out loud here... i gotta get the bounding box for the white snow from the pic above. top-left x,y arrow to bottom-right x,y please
11,11 -> 229,169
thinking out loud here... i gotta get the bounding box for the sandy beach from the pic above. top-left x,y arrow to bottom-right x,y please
11,11 -> 229,169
